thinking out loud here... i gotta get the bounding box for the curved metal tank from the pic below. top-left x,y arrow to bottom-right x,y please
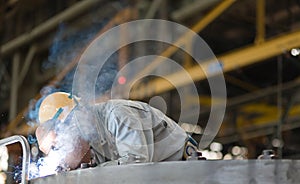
31,160 -> 300,184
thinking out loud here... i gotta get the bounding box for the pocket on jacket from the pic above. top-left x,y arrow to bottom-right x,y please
153,120 -> 169,142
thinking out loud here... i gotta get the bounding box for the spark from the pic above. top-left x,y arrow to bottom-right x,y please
28,149 -> 65,180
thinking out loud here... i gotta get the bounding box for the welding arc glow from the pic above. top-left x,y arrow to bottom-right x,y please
28,150 -> 63,179
29,115 -> 82,178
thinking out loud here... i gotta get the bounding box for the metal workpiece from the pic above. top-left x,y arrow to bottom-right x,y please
31,160 -> 300,184
258,149 -> 278,159
0,135 -> 31,184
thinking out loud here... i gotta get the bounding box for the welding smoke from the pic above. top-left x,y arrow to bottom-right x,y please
71,104 -> 118,161
44,22 -> 118,94
26,23 -> 119,176
33,116 -> 84,176
26,20 -> 118,127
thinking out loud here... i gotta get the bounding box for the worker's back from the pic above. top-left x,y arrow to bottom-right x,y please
76,99 -> 187,164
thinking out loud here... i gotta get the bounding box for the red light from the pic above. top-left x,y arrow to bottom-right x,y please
118,76 -> 126,85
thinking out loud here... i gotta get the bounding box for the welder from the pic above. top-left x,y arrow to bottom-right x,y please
35,92 -> 201,171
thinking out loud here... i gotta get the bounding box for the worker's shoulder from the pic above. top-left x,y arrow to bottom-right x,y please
95,99 -> 151,113
110,99 -> 151,112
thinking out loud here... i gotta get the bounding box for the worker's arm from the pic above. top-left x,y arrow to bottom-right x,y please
107,103 -> 154,164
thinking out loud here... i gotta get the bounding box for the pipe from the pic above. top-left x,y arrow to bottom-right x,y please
130,29 -> 300,99
171,0 -> 220,21
130,0 -> 236,90
255,0 -> 265,44
9,52 -> 20,120
0,0 -> 104,58
0,135 -> 30,184
18,45 -> 37,87
178,77 -> 300,122
144,0 -> 163,19
216,117 -> 300,144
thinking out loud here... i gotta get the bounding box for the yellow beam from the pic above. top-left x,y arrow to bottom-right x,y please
255,0 -> 265,44
225,74 -> 259,92
182,95 -> 226,107
131,0 -> 236,82
237,103 -> 300,128
240,103 -> 277,114
130,30 -> 300,99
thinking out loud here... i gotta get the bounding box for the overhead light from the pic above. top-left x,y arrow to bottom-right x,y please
291,48 -> 300,56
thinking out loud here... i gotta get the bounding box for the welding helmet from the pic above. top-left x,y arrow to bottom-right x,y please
38,92 -> 77,124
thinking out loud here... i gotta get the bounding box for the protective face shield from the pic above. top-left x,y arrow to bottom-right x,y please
37,92 -> 77,155
36,91 -> 119,167
36,92 -> 89,170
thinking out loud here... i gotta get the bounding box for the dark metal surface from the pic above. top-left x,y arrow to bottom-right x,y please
31,160 -> 300,184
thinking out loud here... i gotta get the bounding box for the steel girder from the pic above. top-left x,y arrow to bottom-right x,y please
130,30 -> 300,99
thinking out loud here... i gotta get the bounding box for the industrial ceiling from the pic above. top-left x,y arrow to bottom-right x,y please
1,0 -> 300,159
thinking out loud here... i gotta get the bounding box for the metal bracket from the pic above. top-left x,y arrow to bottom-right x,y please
0,135 -> 30,184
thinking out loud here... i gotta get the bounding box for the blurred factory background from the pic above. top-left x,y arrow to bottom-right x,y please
1,0 -> 300,182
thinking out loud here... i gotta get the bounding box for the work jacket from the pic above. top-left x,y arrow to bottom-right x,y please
75,99 -> 187,165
